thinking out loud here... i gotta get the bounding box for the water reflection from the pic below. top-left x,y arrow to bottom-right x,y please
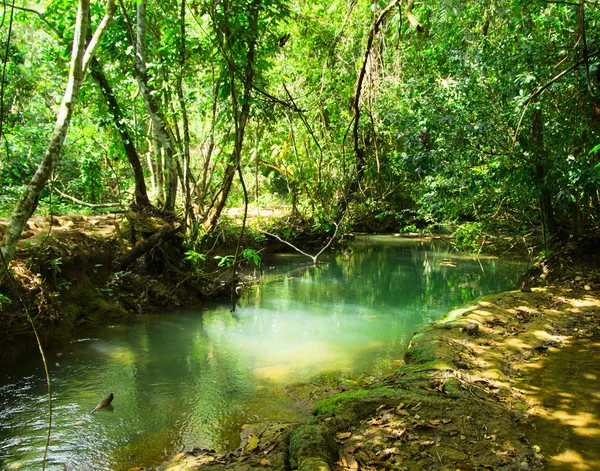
0,238 -> 529,470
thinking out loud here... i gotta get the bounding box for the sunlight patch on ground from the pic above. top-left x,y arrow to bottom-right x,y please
549,449 -> 599,470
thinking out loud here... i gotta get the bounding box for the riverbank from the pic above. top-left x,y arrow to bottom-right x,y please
163,276 -> 600,471
0,214 -> 231,363
0,210 -> 346,364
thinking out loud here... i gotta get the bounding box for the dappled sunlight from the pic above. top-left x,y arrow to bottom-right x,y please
557,296 -> 600,309
549,449 -> 600,470
516,333 -> 600,470
472,308 -> 493,317
530,330 -> 562,341
434,286 -> 600,470
512,305 -> 539,314
550,410 -> 597,429
502,336 -> 532,351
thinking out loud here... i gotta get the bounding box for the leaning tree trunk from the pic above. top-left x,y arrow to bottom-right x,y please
203,0 -> 258,233
90,56 -> 150,207
0,0 -> 111,280
341,0 -> 405,217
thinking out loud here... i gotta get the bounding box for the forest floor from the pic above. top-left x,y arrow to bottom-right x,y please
164,271 -> 600,471
0,205 -> 290,245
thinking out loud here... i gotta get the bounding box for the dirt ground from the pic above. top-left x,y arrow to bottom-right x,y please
0,213 -> 123,244
0,205 -> 291,244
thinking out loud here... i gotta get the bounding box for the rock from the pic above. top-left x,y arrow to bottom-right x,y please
464,322 -> 479,336
90,393 -> 114,413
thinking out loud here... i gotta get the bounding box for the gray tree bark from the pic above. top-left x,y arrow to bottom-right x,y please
134,0 -> 178,213
0,0 -> 116,281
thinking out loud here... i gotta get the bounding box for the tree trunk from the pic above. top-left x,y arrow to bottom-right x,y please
89,57 -> 150,207
0,0 -> 91,277
118,224 -> 183,271
134,0 -> 178,213
177,0 -> 193,228
532,108 -> 559,242
203,0 -> 258,233
345,0 -> 400,215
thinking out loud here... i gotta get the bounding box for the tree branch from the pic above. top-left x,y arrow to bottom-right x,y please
82,0 -> 116,74
52,184 -> 124,208
118,224 -> 183,271
260,212 -> 346,264
406,0 -> 424,32
513,48 -> 600,146
525,49 -> 599,106
0,2 -> 60,36
260,230 -> 319,263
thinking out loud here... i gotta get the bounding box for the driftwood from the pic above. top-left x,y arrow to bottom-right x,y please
118,224 -> 183,271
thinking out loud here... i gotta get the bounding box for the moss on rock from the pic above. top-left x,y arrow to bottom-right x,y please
288,423 -> 337,471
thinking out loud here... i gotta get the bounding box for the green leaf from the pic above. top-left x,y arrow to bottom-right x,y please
589,144 -> 600,155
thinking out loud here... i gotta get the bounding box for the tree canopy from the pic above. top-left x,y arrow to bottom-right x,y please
0,0 -> 598,257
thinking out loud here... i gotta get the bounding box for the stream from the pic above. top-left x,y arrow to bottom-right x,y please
0,236 -> 529,470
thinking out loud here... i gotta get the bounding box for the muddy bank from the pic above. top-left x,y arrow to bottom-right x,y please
163,283 -> 600,471
0,215 -> 231,364
0,211 -> 347,365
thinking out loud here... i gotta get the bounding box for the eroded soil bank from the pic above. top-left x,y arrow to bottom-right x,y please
0,214 -> 232,364
163,281 -> 600,471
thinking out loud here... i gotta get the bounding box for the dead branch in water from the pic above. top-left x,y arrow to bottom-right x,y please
260,213 -> 345,264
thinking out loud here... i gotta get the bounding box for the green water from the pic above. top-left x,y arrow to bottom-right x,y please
0,237 -> 529,470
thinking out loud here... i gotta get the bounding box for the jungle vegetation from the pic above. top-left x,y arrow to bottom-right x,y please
0,0 -> 599,267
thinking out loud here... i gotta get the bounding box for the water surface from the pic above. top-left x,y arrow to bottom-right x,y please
0,237 -> 529,470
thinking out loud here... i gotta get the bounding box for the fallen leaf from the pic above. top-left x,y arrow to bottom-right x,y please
336,432 -> 352,440
246,434 -> 260,452
259,458 -> 272,467
385,429 -> 406,440
263,443 -> 276,454
379,447 -> 398,456
344,454 -> 359,469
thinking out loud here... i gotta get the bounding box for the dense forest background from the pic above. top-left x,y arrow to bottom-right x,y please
0,0 -> 599,262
